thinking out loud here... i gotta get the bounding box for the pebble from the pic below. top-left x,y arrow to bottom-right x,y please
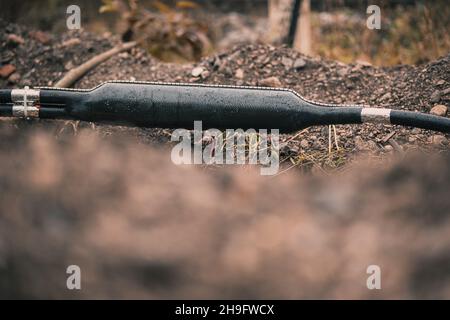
235,68 -> 244,79
201,70 -> 210,79
430,135 -> 447,145
64,61 -> 75,71
300,139 -> 309,148
430,90 -> 441,103
0,64 -> 16,78
259,76 -> 282,88
430,104 -> 447,117
7,72 -> 20,84
7,34 -> 25,45
293,58 -> 306,69
281,57 -> 293,69
191,67 -> 204,77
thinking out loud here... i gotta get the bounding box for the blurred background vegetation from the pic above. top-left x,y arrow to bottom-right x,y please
0,0 -> 448,65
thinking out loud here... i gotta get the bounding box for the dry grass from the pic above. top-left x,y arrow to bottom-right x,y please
312,1 -> 450,66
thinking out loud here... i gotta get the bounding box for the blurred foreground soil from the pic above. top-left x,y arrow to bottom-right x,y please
0,125 -> 449,299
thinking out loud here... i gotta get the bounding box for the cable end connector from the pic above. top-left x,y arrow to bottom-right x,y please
11,86 -> 40,119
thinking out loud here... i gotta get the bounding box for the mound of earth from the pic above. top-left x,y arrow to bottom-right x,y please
1,19 -> 449,170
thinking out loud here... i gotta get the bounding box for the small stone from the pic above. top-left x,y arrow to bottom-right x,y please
235,68 -> 244,79
430,104 -> 447,117
191,66 -> 204,77
7,72 -> 20,84
281,57 -> 293,69
384,145 -> 393,152
259,76 -> 282,88
338,68 -> 350,77
7,34 -> 25,45
0,64 -> 16,78
64,61 -> 75,71
293,58 -> 306,69
430,90 -> 441,103
200,70 -> 210,79
300,139 -> 309,148
430,135 -> 447,145
436,79 -> 446,86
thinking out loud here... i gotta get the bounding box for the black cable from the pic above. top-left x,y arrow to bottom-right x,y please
391,110 -> 450,133
1,83 -> 449,134
0,89 -> 11,103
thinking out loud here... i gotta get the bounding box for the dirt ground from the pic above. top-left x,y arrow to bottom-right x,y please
1,18 -> 449,168
0,20 -> 449,299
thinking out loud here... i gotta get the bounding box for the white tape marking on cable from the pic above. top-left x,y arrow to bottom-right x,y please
361,108 -> 391,124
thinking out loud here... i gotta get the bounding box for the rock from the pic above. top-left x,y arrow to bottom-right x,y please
300,139 -> 309,148
430,90 -> 441,103
430,135 -> 447,145
7,34 -> 25,46
259,76 -> 282,88
191,66 -> 204,77
64,61 -> 75,71
200,70 -> 210,79
430,104 -> 447,117
436,79 -> 446,86
338,68 -> 350,77
293,58 -> 306,69
384,145 -> 393,152
235,68 -> 244,79
0,64 -> 16,78
281,57 -> 293,69
7,72 -> 21,84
